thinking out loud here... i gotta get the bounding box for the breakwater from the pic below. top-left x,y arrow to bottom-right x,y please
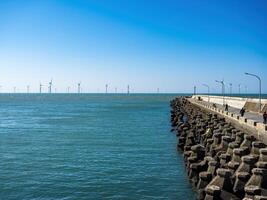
170,97 -> 267,200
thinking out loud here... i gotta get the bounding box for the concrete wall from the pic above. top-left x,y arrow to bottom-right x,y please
189,98 -> 267,144
193,95 -> 267,111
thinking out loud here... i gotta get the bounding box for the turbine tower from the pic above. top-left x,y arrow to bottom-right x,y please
67,86 -> 70,93
127,85 -> 130,94
78,82 -> 81,94
115,87 -> 117,93
39,83 -> 43,93
49,79 -> 53,94
27,85 -> 30,93
105,84 -> 108,94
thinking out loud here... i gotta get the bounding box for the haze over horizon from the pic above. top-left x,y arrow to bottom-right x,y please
0,0 -> 267,93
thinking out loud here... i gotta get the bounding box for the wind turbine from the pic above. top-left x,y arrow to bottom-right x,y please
27,85 -> 30,93
78,82 -> 81,93
105,84 -> 108,94
39,83 -> 43,93
127,85 -> 130,94
49,79 -> 53,93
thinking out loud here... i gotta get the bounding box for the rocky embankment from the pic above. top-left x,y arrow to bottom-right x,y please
170,97 -> 267,200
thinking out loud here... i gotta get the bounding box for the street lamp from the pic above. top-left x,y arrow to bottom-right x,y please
245,72 -> 262,112
215,80 -> 225,105
202,84 -> 210,102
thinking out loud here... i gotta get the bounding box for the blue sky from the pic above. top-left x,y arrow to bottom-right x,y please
0,0 -> 266,93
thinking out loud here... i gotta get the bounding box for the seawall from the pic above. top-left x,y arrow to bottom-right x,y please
189,97 -> 267,144
170,97 -> 267,200
193,95 -> 267,113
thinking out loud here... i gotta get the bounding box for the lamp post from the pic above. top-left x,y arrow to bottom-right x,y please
245,72 -> 262,112
216,80 -> 225,105
202,84 -> 210,102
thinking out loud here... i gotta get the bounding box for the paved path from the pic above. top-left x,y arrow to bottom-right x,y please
191,99 -> 265,123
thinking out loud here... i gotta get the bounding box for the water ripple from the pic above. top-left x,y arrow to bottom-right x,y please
0,94 -> 195,200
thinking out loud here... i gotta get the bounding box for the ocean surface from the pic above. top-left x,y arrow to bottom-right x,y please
0,94 -> 195,200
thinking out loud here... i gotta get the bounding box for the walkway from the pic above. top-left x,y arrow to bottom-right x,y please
191,98 -> 265,124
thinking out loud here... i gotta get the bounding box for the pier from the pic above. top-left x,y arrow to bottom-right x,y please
171,96 -> 267,200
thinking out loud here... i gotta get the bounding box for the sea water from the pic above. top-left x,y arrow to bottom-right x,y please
0,94 -> 195,200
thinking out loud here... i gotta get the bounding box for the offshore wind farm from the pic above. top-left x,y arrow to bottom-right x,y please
0,81 -> 137,94
0,72 -> 264,96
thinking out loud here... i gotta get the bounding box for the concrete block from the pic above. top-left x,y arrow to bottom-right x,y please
240,117 -> 247,123
247,119 -> 258,127
207,168 -> 233,193
233,114 -> 240,120
256,123 -> 267,132
244,185 -> 261,199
